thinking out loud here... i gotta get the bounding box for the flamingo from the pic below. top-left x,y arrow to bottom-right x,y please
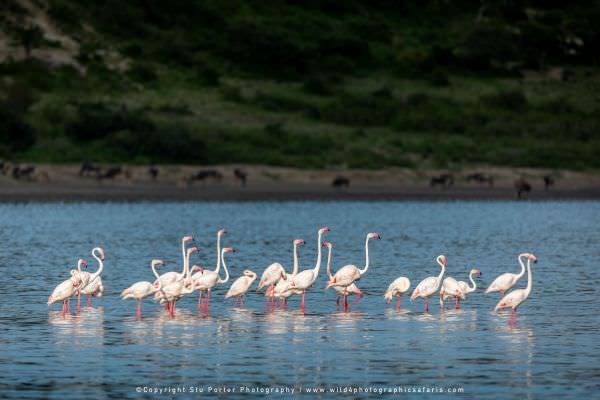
323,242 -> 363,309
270,239 -> 305,308
486,254 -> 529,298
384,276 -> 411,310
290,227 -> 329,312
456,269 -> 482,306
76,247 -> 106,311
48,260 -> 84,317
439,276 -> 466,309
325,232 -> 380,311
153,235 -> 194,287
121,259 -> 165,320
191,229 -> 226,308
193,247 -> 234,312
225,270 -> 257,307
410,255 -> 446,312
494,253 -> 537,326
155,246 -> 197,317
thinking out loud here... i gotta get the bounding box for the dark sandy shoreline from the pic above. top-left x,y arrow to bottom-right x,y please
1,182 -> 600,202
1,164 -> 599,202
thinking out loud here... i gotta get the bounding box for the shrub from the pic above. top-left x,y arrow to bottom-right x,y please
302,75 -> 332,96
66,103 -> 154,142
482,90 -> 528,111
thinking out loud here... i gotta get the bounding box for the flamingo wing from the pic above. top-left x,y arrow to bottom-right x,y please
486,273 -> 517,293
494,289 -> 527,311
411,276 -> 438,300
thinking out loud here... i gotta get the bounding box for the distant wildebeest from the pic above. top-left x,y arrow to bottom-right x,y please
79,162 -> 102,178
514,178 -> 532,199
430,173 -> 454,188
98,166 -> 130,181
182,169 -> 223,187
148,165 -> 159,181
543,175 -> 554,189
12,165 -> 36,180
466,172 -> 494,187
234,168 -> 247,186
332,176 -> 350,188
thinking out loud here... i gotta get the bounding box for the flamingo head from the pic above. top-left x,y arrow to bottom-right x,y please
471,269 -> 482,276
151,259 -> 163,266
183,235 -> 193,242
223,247 -> 235,253
438,255 -> 447,267
243,269 -> 255,277
188,246 -> 198,255
322,241 -> 332,249
529,254 -> 538,264
280,271 -> 287,280
319,227 -> 330,235
368,232 -> 381,240
191,265 -> 204,272
294,239 -> 305,245
94,247 -> 105,261
218,229 -> 227,236
79,259 -> 88,268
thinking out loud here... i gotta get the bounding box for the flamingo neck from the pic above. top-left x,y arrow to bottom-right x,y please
218,250 -> 230,284
326,246 -> 332,279
185,249 -> 194,281
469,272 -> 477,292
516,254 -> 526,279
216,233 -> 222,270
181,238 -> 188,275
151,263 -> 164,294
313,232 -> 323,275
524,258 -> 533,297
90,249 -> 104,282
436,258 -> 445,283
292,243 -> 299,276
359,237 -> 371,275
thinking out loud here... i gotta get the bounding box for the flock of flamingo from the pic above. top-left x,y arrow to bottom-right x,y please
48,227 -> 538,325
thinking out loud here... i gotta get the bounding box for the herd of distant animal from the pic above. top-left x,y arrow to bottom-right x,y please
47,228 -> 538,327
1,160 -> 556,196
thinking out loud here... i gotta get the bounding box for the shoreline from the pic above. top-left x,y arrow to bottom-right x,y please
1,164 -> 600,202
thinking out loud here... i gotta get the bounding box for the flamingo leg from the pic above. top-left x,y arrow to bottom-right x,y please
350,293 -> 363,306
198,291 -> 203,311
425,298 -> 429,313
137,301 -> 141,320
396,297 -> 401,310
514,308 -> 518,326
87,294 -> 91,307
241,296 -> 244,308
62,299 -> 66,317
67,298 -> 71,314
301,290 -> 305,312
336,296 -> 340,309
77,291 -> 81,315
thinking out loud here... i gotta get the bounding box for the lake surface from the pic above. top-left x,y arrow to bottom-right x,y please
1,201 -> 599,399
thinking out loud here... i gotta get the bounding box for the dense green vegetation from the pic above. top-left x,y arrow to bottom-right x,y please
1,0 -> 600,169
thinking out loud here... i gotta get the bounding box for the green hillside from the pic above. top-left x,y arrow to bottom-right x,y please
1,0 -> 600,169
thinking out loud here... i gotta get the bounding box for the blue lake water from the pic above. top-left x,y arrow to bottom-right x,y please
1,201 -> 599,399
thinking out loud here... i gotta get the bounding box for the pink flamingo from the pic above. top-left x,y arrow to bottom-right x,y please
192,229 -> 226,309
271,239 -> 305,309
439,276 -> 466,309
225,270 -> 257,307
325,232 -> 380,311
494,253 -> 537,326
193,247 -> 233,313
410,255 -> 446,312
384,276 -> 411,310
486,254 -> 529,298
121,259 -> 164,320
290,227 -> 329,312
48,260 -> 85,317
153,235 -> 194,287
324,242 -> 363,309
